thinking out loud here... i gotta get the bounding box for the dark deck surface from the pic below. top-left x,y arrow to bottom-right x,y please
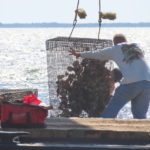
1,118 -> 150,149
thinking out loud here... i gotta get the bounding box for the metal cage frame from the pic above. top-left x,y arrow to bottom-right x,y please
46,36 -> 113,110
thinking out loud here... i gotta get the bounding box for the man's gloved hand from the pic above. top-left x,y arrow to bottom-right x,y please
112,68 -> 123,83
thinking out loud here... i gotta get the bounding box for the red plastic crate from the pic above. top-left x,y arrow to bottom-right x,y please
0,102 -> 47,128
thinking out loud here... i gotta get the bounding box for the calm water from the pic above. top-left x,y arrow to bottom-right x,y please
0,27 -> 150,118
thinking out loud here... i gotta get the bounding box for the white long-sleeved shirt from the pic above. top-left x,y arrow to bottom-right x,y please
81,43 -> 150,84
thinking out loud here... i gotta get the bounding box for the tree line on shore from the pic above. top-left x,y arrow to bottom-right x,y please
0,22 -> 150,28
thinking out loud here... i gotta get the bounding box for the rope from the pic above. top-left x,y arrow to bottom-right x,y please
69,0 -> 80,39
69,0 -> 102,40
98,0 -> 102,40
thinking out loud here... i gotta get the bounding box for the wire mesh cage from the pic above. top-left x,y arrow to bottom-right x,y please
46,37 -> 112,51
46,36 -> 114,116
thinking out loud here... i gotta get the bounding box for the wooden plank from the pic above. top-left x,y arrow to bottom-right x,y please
45,118 -> 150,132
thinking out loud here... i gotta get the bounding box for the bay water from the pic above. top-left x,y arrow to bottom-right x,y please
0,27 -> 150,118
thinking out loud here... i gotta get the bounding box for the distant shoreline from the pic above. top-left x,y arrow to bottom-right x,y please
0,22 -> 150,28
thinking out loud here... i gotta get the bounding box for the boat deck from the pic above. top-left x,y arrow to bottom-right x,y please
1,117 -> 150,141
1,118 -> 150,149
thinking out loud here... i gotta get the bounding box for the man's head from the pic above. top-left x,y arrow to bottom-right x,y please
113,34 -> 127,45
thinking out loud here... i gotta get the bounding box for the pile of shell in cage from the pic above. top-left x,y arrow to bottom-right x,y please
56,58 -> 116,117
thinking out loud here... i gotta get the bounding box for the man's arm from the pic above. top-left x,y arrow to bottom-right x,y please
69,46 -> 115,61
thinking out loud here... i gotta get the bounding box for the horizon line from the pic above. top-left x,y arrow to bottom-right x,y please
1,22 -> 150,24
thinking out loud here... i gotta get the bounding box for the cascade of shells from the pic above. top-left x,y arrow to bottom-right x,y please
56,58 -> 115,117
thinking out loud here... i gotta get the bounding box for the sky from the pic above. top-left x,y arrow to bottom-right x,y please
0,0 -> 150,23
